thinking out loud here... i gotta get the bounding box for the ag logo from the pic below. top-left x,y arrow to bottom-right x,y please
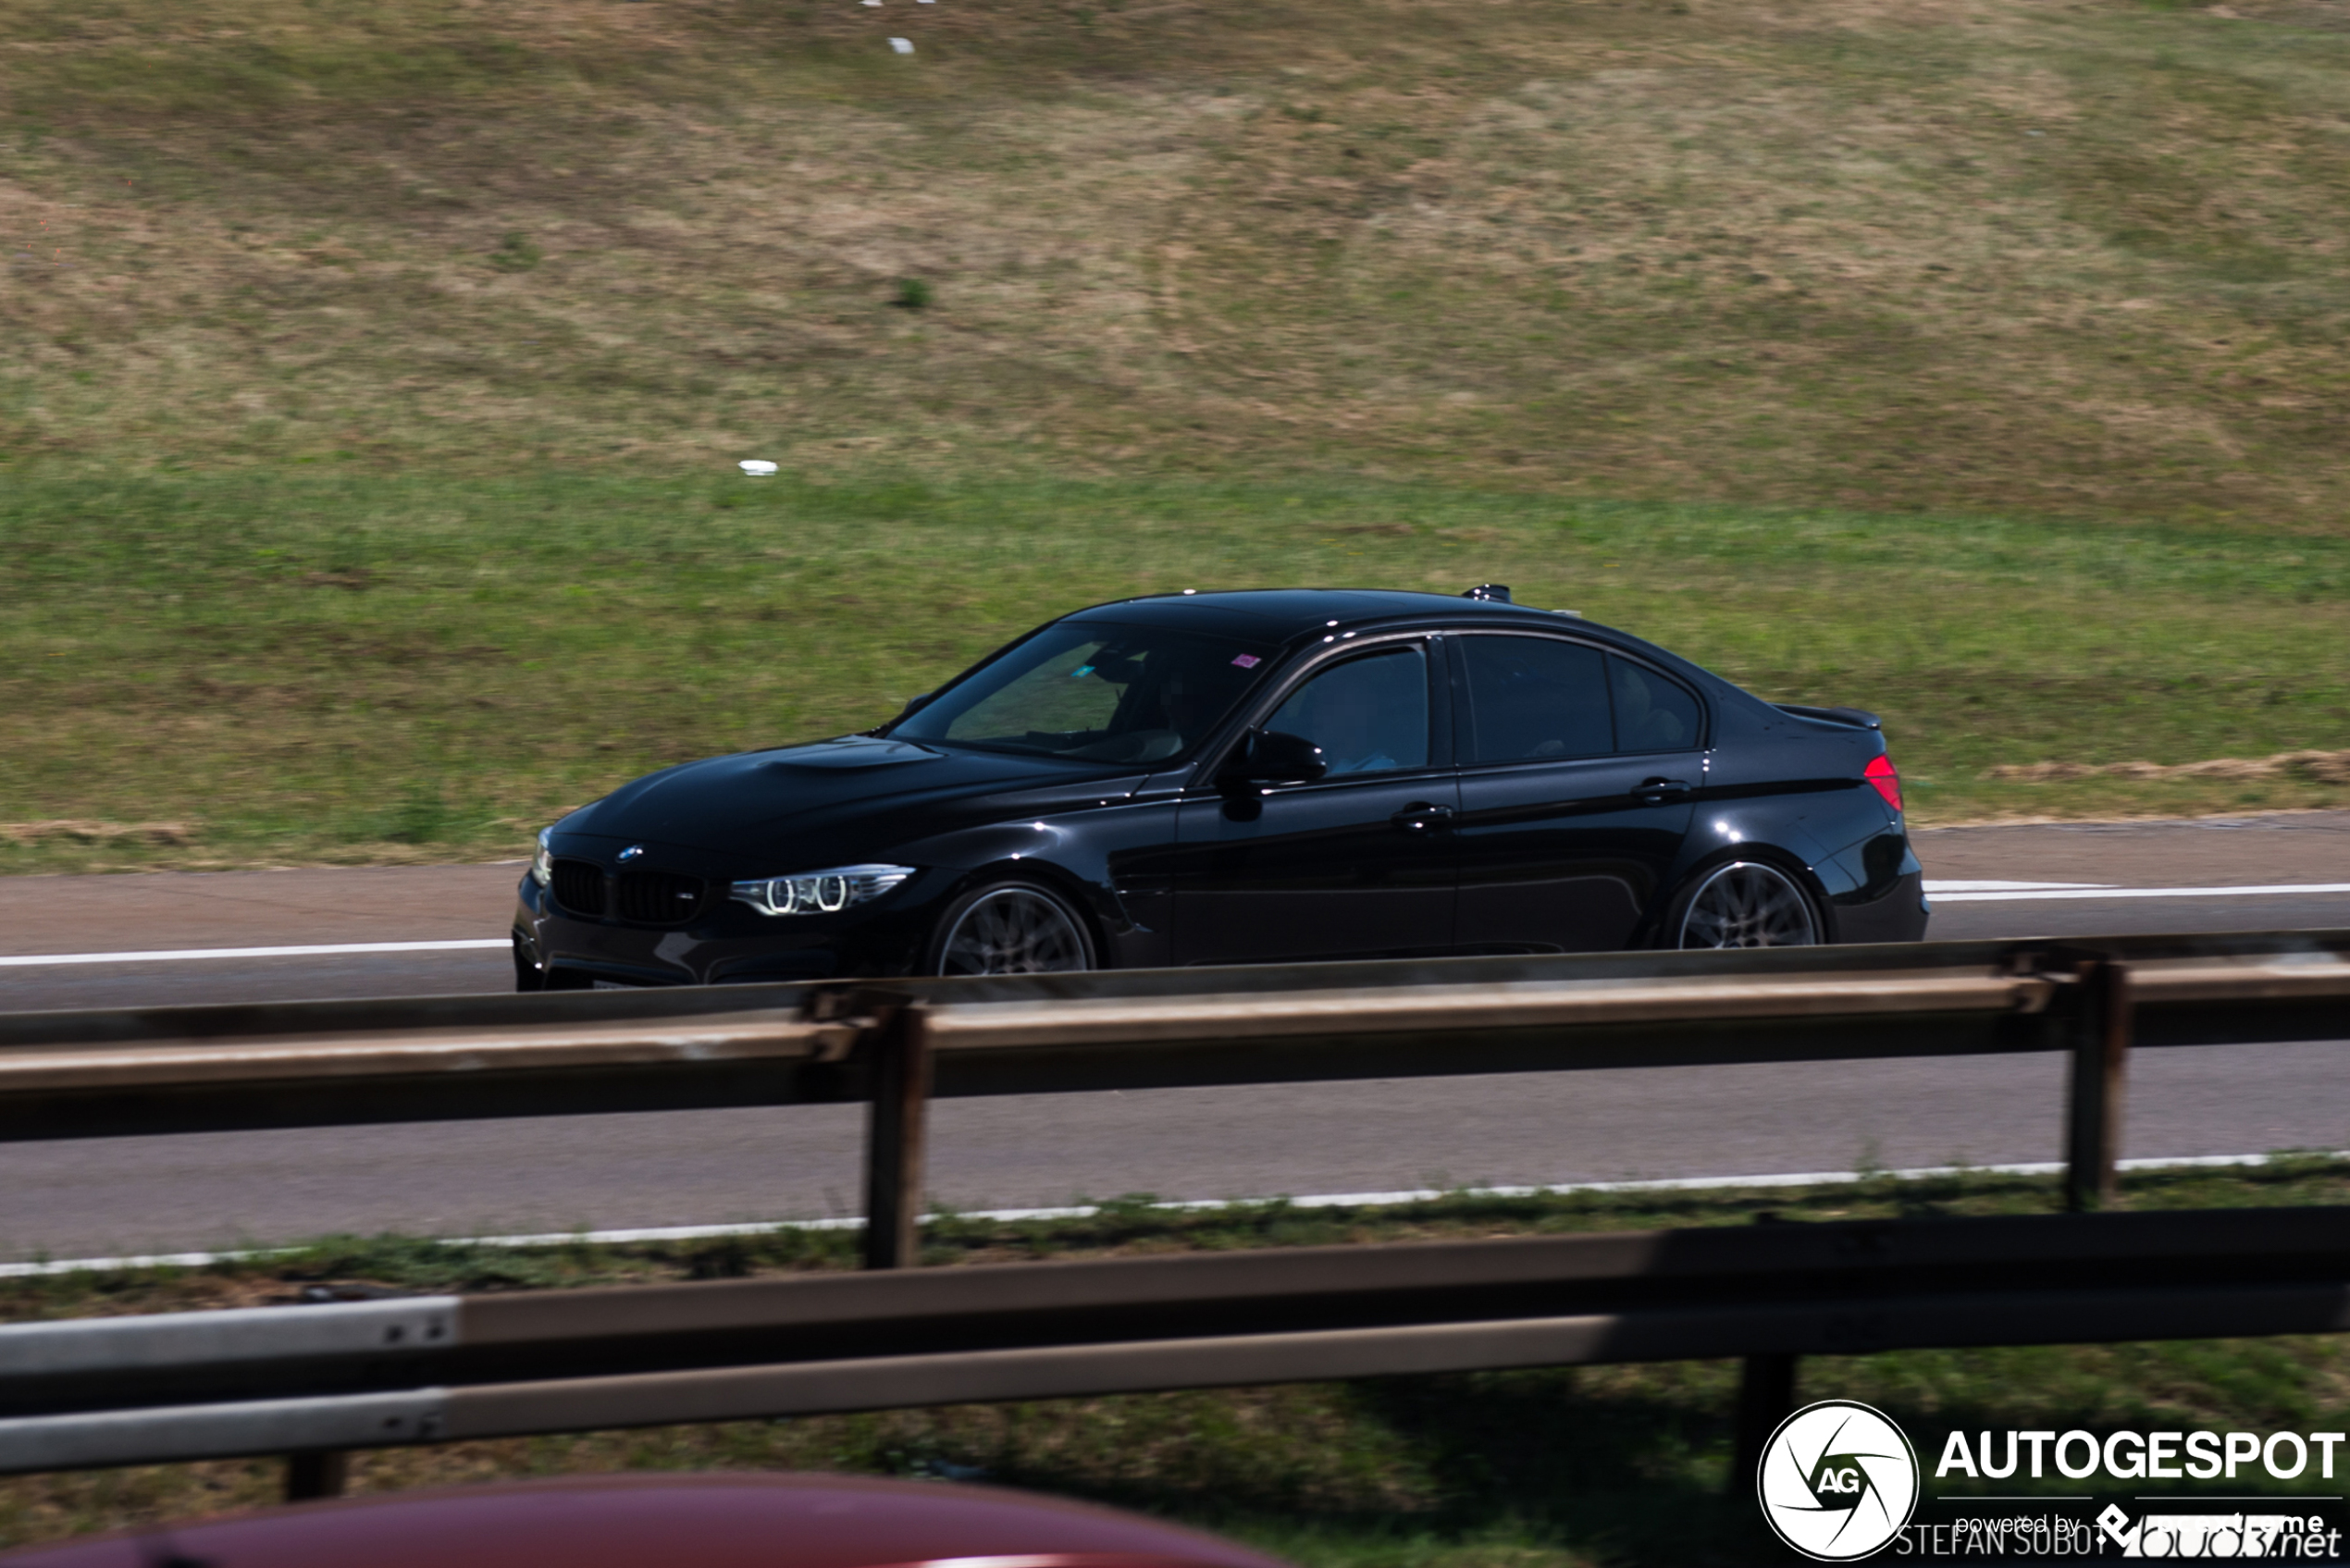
1757,1400 -> 1919,1561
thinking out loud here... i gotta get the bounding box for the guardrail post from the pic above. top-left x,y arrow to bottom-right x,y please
1727,1210 -> 1799,1493
862,1002 -> 933,1270
283,1449 -> 348,1500
2063,959 -> 2132,1212
1731,1352 -> 1797,1493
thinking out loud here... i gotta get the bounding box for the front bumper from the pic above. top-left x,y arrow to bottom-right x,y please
513,871 -> 939,987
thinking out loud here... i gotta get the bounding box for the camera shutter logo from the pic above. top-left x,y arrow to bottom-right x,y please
1757,1400 -> 1920,1561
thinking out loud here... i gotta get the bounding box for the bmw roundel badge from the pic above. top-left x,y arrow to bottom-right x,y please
617,846 -> 646,863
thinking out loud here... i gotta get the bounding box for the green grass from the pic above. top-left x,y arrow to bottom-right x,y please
3,469 -> 2345,870
6,1161 -> 2349,1563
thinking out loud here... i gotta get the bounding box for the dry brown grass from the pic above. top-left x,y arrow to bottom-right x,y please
5,0 -> 2350,526
0,819 -> 193,845
1989,747 -> 2350,783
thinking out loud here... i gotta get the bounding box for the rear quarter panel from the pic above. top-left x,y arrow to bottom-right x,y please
1673,687 -> 1914,943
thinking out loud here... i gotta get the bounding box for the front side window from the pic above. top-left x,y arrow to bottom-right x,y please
1457,636 -> 1612,764
892,621 -> 1276,762
1261,646 -> 1431,776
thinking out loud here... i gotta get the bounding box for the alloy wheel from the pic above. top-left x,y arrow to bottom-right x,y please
936,887 -> 1092,975
1676,861 -> 1818,948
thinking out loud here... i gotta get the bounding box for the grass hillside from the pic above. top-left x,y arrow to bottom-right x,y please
9,0 -> 2350,516
3,0 -> 2348,866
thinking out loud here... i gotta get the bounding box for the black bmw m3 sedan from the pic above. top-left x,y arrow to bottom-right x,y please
513,586 -> 1927,987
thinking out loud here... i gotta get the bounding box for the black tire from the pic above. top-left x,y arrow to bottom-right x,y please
924,880 -> 1097,976
1664,858 -> 1821,949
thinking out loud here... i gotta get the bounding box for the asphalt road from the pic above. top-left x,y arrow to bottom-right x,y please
2,813 -> 2345,1262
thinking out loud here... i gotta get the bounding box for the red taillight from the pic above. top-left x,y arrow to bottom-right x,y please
1865,753 -> 1903,812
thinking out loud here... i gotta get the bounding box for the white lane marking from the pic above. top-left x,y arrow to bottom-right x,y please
1923,880 -> 2111,893
0,940 -> 510,969
1933,883 -> 2350,903
5,1150 -> 2333,1278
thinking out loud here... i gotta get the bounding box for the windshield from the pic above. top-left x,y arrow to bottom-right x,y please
891,620 -> 1280,763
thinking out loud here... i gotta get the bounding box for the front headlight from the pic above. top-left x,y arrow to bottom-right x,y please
730,863 -> 916,917
530,828 -> 553,887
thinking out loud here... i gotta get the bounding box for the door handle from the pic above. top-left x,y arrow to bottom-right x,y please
1390,802 -> 1456,833
1635,777 -> 1692,803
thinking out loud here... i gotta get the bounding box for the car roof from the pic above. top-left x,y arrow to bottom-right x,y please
1066,587 -> 1590,642
1059,588 -> 1765,714
0,1472 -> 1298,1568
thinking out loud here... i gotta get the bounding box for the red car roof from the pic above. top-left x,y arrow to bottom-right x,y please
0,1472 -> 1299,1568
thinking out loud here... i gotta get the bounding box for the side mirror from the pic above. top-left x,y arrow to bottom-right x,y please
1224,728 -> 1328,785
896,691 -> 934,720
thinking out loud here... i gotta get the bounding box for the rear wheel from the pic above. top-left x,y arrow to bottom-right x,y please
928,882 -> 1095,976
1672,860 -> 1819,948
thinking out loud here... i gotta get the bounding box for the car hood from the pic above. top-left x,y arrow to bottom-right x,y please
559,735 -> 1146,856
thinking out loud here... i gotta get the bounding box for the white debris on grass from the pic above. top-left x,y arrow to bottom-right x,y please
738,460 -> 778,476
889,35 -> 914,51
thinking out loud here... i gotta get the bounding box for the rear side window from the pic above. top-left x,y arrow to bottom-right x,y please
1608,656 -> 1703,751
1457,636 -> 1612,763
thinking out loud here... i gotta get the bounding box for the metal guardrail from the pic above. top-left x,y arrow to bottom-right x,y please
2,930 -> 2346,1495
4,930 -> 2347,1249
2,1206 -> 2346,1480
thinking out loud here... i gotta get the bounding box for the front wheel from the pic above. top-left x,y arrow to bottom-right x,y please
1670,859 -> 1820,948
927,882 -> 1096,976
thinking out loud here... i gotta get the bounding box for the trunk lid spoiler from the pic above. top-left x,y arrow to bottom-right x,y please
1774,702 -> 1883,731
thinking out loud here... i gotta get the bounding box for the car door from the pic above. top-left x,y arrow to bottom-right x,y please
1451,634 -> 1705,952
1170,637 -> 1458,965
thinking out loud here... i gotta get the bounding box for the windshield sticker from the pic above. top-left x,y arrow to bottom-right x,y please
1231,654 -> 1262,669
1070,664 -> 1096,678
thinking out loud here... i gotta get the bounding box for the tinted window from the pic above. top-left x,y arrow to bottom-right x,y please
1609,657 -> 1703,751
896,621 -> 1275,761
1458,636 -> 1612,764
941,634 -> 1129,742
1263,647 -> 1430,776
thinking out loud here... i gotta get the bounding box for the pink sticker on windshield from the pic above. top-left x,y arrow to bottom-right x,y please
1231,654 -> 1262,668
